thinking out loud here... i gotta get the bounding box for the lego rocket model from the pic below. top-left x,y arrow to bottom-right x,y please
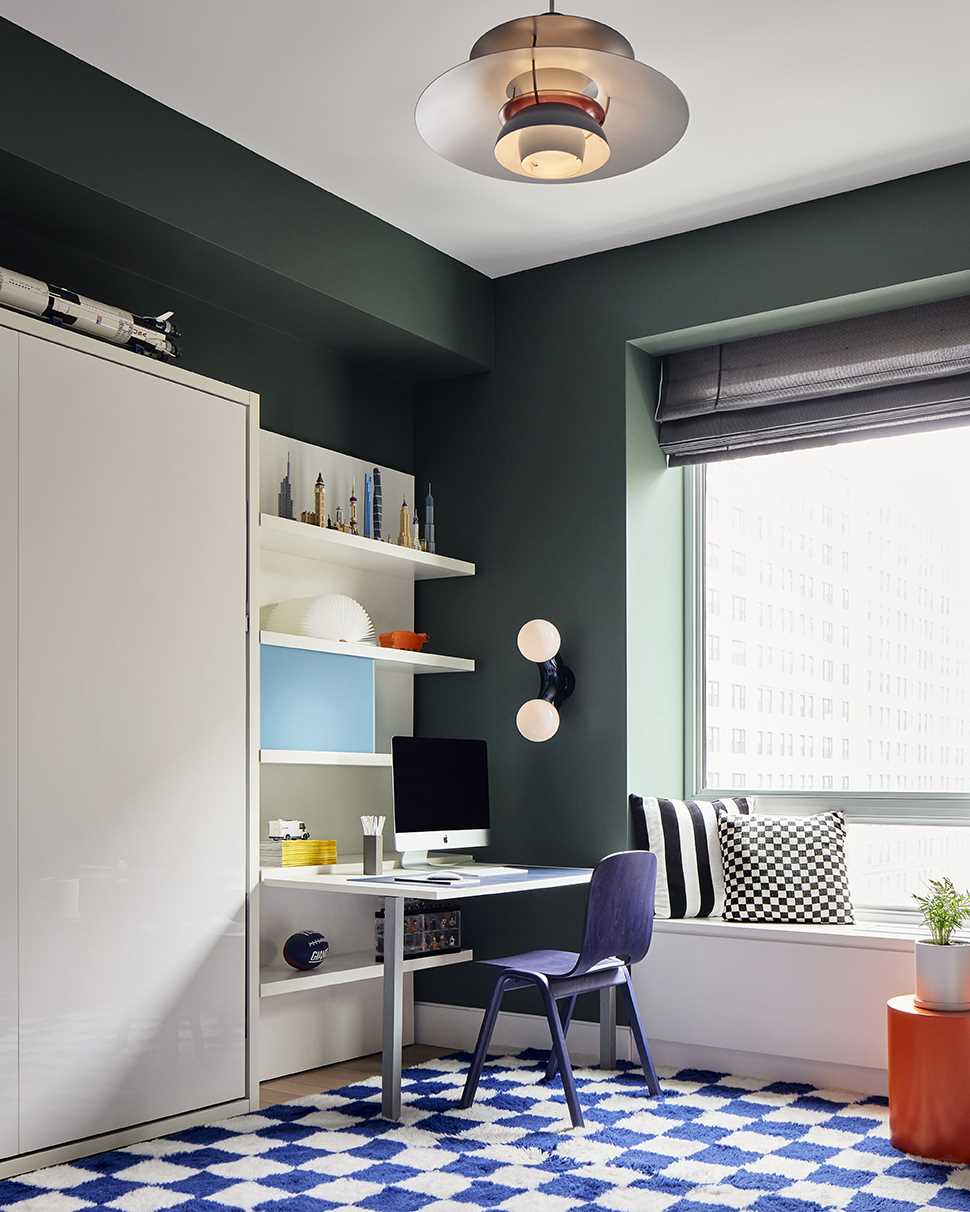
0,266 -> 179,360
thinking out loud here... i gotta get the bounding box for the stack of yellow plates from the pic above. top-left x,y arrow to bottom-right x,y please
260,839 -> 338,868
281,839 -> 337,867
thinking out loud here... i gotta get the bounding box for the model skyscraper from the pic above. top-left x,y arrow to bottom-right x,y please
363,472 -> 373,538
349,481 -> 359,535
300,472 -> 326,526
372,467 -> 383,540
278,455 -> 294,520
398,498 -> 412,547
424,482 -> 436,554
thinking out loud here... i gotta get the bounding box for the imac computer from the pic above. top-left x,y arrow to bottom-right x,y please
392,736 -> 490,868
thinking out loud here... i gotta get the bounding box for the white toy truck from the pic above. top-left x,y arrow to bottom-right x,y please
268,819 -> 310,840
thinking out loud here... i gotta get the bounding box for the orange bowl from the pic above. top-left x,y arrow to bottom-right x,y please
378,630 -> 430,651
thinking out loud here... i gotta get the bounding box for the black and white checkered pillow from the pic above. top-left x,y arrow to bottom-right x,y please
718,811 -> 854,924
630,794 -> 751,919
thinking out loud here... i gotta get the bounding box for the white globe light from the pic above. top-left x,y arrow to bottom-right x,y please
517,619 -> 561,663
516,698 -> 560,742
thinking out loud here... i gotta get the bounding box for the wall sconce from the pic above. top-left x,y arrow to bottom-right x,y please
515,619 -> 575,742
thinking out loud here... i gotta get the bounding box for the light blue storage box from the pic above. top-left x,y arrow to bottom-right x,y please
261,645 -> 375,752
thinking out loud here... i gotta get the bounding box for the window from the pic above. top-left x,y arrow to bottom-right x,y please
692,426 -> 970,812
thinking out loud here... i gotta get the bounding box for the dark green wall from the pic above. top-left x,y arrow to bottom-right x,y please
0,20 -> 493,465
0,219 -> 417,468
0,19 -> 492,378
414,162 -> 970,1019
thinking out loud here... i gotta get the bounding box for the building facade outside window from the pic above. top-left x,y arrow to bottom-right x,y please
687,427 -> 970,915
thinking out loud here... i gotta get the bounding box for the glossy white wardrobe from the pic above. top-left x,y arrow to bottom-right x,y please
0,312 -> 258,1172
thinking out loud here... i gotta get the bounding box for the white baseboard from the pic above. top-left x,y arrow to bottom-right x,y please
0,1098 -> 252,1181
648,1038 -> 887,1096
414,1001 -> 888,1097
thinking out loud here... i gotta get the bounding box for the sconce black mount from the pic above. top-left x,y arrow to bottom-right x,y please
536,655 -> 576,708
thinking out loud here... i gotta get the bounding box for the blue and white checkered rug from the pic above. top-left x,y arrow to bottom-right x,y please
2,1050 -> 968,1211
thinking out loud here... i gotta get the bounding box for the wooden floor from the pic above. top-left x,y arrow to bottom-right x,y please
260,1045 -> 450,1107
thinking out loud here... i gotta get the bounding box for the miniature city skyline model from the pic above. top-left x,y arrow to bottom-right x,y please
280,458 -> 437,552
278,455 -> 294,520
424,482 -> 436,554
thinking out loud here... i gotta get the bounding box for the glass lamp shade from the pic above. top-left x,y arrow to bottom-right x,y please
494,102 -> 609,180
517,618 -> 561,663
516,698 -> 561,742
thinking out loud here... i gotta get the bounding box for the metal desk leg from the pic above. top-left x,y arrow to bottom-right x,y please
381,895 -> 404,1119
599,985 -> 617,1070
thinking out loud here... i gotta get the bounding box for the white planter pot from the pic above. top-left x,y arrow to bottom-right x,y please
914,939 -> 970,1011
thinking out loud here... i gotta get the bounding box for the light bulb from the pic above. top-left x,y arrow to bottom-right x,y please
516,698 -> 560,742
519,126 -> 586,179
494,102 -> 610,181
517,619 -> 561,663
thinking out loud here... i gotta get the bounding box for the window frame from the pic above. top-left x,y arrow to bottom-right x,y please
683,464 -> 970,827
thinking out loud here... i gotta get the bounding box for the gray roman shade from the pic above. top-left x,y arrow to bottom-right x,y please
657,296 -> 970,465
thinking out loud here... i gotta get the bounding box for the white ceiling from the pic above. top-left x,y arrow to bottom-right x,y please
4,0 -> 970,278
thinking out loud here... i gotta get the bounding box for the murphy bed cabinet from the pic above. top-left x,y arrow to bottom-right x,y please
0,311 -> 258,1174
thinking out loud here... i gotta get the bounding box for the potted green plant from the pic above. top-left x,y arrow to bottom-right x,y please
913,877 -> 970,1011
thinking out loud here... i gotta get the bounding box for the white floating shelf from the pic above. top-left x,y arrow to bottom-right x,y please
259,513 -> 475,581
260,948 -> 473,997
260,630 -> 475,674
260,750 -> 392,767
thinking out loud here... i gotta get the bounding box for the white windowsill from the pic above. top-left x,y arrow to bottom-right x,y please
652,915 -> 925,952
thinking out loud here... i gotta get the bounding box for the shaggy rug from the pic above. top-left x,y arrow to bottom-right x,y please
1,1050 -> 967,1211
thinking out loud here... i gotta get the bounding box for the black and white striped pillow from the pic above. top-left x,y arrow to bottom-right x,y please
630,794 -> 751,919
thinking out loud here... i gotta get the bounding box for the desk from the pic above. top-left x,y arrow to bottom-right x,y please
262,867 -> 593,1118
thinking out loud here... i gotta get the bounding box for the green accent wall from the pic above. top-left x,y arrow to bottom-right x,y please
414,161 -> 970,1020
0,19 -> 493,467
0,20 -> 491,378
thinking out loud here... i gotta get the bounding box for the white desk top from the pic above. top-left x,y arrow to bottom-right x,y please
260,865 -> 593,902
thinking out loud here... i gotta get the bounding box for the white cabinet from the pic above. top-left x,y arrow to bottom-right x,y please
0,327 -> 18,1160
1,319 -> 255,1160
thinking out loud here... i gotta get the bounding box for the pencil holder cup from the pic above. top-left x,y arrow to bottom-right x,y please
363,833 -> 383,876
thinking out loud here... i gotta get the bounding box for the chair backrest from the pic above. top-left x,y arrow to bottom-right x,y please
572,850 -> 657,976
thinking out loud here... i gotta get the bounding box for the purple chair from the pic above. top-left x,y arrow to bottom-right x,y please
459,850 -> 661,1128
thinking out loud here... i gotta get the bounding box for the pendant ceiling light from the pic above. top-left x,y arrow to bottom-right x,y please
415,4 -> 688,184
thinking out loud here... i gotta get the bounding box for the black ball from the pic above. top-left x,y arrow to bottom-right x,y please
283,930 -> 329,970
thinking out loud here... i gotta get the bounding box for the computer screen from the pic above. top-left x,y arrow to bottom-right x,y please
391,737 -> 490,841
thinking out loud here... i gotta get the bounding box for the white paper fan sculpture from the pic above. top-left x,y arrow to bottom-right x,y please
262,594 -> 375,643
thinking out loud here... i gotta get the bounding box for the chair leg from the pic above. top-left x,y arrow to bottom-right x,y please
543,995 -> 576,1082
459,976 -> 508,1109
538,981 -> 584,1128
622,969 -> 661,1095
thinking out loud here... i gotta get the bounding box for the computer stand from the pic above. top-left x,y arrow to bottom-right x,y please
398,850 -> 431,869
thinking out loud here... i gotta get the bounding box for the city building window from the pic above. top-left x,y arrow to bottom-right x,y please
690,428 -> 970,835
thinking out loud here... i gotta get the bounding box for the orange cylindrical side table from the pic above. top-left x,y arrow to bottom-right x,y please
888,994 -> 970,1163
